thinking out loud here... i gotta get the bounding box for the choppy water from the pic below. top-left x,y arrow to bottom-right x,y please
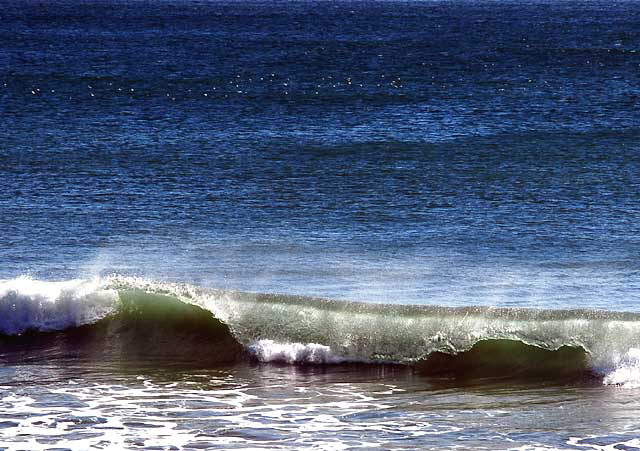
2,0 -> 640,449
3,363 -> 640,451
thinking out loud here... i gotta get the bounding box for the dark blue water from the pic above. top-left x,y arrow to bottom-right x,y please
2,2 -> 640,449
2,0 -> 640,306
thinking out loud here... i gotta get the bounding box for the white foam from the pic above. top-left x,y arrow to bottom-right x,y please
0,277 -> 118,335
602,348 -> 640,388
247,339 -> 346,364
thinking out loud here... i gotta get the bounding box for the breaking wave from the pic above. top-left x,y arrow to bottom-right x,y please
0,277 -> 118,335
2,276 -> 640,385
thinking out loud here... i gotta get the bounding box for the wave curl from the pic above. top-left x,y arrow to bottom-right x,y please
2,276 -> 640,385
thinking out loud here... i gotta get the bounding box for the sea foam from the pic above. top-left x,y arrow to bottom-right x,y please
602,348 -> 640,388
0,277 -> 118,335
247,339 -> 346,364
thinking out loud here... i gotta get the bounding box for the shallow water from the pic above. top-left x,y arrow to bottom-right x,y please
1,362 -> 640,451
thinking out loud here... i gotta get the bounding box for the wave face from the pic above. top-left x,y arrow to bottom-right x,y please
0,279 -> 241,365
416,339 -> 590,381
3,276 -> 640,385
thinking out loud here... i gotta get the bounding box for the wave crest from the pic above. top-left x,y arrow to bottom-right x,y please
3,276 -> 640,386
0,277 -> 118,335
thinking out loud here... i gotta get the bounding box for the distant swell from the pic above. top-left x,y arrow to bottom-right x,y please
2,276 -> 640,386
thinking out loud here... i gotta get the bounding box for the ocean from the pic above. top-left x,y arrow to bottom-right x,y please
1,0 -> 640,449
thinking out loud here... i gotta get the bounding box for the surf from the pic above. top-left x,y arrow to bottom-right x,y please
2,276 -> 640,386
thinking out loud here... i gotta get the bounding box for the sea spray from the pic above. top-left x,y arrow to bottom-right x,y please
0,277 -> 118,335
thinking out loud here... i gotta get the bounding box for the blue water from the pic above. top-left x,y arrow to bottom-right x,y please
3,0 -> 640,309
2,1 -> 640,449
